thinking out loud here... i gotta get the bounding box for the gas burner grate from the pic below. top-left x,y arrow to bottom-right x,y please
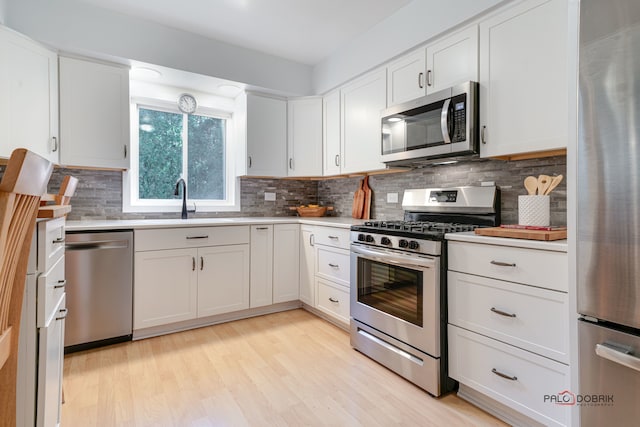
362,220 -> 479,235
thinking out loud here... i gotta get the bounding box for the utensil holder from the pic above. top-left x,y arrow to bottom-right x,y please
518,195 -> 550,226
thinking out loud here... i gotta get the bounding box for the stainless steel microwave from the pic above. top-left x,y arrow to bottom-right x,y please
381,81 -> 478,164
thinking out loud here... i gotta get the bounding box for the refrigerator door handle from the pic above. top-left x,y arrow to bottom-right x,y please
595,343 -> 640,373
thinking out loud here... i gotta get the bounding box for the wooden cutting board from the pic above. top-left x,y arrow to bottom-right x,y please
352,179 -> 365,219
362,176 -> 372,220
474,226 -> 567,241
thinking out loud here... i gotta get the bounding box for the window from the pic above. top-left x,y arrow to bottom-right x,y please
124,100 -> 239,213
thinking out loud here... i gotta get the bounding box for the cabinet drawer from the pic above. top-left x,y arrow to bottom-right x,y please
448,325 -> 570,427
38,217 -> 65,273
448,241 -> 567,291
135,226 -> 250,251
36,255 -> 65,328
316,247 -> 350,286
316,279 -> 349,323
448,271 -> 568,363
314,226 -> 350,249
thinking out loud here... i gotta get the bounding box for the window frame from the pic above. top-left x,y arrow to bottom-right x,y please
123,98 -> 240,213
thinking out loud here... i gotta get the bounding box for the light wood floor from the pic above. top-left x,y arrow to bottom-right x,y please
61,309 -> 506,426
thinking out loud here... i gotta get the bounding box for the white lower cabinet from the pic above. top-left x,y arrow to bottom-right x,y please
449,325 -> 570,427
198,245 -> 250,316
299,225 -> 316,306
134,248 -> 198,329
299,225 -> 351,325
134,226 -> 250,331
273,224 -> 300,303
250,225 -> 273,308
316,279 -> 349,324
447,239 -> 570,426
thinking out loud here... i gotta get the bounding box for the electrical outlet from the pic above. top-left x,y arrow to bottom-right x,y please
387,193 -> 399,203
264,192 -> 276,201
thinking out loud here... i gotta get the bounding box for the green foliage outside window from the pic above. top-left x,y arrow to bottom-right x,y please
138,107 -> 225,200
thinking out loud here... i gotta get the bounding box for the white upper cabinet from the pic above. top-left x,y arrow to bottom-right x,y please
340,68 -> 387,174
59,56 -> 130,169
322,90 -> 341,176
387,25 -> 478,106
287,97 -> 322,177
0,26 -> 58,163
246,93 -> 287,177
386,49 -> 426,106
479,0 -> 568,158
60,56 -> 130,169
426,25 -> 478,93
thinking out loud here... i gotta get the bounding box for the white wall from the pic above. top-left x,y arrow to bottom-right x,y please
5,0 -> 312,96
0,0 -> 6,24
312,0 -> 504,94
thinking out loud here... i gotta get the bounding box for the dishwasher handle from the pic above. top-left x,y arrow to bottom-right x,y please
65,240 -> 130,251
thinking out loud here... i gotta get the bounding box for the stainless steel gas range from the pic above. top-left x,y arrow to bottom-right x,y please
350,186 -> 499,396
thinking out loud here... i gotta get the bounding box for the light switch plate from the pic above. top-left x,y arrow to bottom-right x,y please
387,193 -> 399,203
264,192 -> 276,201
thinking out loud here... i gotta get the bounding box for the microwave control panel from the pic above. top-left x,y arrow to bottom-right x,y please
452,93 -> 466,143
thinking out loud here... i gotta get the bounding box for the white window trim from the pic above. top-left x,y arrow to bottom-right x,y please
123,99 -> 240,213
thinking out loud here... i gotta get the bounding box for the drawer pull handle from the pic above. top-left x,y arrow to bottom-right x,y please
490,307 -> 516,318
255,227 -> 269,230
56,308 -> 68,321
490,260 -> 516,267
328,235 -> 339,239
54,280 -> 66,289
53,237 -> 65,244
328,263 -> 339,268
186,236 -> 209,240
492,368 -> 517,381
329,297 -> 339,303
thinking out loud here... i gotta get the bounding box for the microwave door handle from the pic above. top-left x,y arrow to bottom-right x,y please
441,98 -> 452,144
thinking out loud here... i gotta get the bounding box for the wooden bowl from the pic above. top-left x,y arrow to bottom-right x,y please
289,206 -> 334,217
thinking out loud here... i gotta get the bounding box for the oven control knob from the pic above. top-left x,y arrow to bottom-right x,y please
358,233 -> 366,242
409,240 -> 420,250
365,235 -> 375,243
399,239 -> 409,248
380,237 -> 391,245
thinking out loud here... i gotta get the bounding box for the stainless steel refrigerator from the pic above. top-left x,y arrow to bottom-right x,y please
578,0 -> 640,425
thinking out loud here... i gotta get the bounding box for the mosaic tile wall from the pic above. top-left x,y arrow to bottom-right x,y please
318,156 -> 567,226
0,155 -> 566,224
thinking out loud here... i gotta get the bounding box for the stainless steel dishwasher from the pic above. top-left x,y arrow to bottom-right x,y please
64,230 -> 133,352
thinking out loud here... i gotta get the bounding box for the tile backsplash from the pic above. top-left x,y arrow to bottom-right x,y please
0,155 -> 566,225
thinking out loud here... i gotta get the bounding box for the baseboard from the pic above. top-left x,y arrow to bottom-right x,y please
133,301 -> 302,340
301,303 -> 349,331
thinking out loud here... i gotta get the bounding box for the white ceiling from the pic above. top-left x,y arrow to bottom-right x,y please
75,0 -> 412,65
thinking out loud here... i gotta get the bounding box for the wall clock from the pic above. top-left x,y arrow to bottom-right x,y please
177,93 -> 197,114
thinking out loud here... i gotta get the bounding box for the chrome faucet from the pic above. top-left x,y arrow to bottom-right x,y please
174,178 -> 188,219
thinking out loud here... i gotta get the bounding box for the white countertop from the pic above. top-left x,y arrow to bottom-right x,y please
65,216 -> 367,232
445,231 -> 568,252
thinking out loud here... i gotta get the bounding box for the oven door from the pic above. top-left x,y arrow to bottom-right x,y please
350,244 -> 440,357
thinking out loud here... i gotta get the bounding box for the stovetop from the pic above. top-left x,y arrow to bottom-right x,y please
356,220 -> 481,236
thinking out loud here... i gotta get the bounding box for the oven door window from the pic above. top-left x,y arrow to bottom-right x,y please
357,257 -> 423,327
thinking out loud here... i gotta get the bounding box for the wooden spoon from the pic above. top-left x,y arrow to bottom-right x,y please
524,176 -> 538,195
544,174 -> 563,195
537,175 -> 551,196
